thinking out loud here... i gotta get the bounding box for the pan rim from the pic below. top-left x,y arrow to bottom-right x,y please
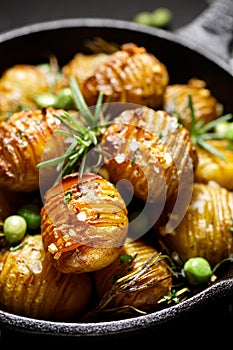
0,277 -> 232,337
0,17 -> 232,76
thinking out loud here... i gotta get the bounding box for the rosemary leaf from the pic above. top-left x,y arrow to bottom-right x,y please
197,138 -> 226,161
198,113 -> 232,135
94,92 -> 104,122
70,76 -> 95,126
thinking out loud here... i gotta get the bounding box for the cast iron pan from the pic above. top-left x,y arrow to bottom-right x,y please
0,0 -> 233,341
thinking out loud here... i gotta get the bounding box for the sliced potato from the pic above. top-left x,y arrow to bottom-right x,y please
41,172 -> 129,274
101,106 -> 197,203
94,238 -> 172,312
194,140 -> 233,190
0,234 -> 92,320
163,78 -> 222,130
156,183 -> 233,267
83,43 -> 169,107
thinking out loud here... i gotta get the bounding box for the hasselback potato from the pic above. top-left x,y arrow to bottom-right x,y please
57,52 -> 109,93
163,78 -> 223,130
156,183 -> 233,267
0,107 -> 66,192
94,238 -> 172,312
41,172 -> 129,274
82,42 -> 169,107
101,106 -> 197,203
0,64 -> 50,101
0,85 -> 36,121
194,140 -> 233,191
0,234 -> 92,321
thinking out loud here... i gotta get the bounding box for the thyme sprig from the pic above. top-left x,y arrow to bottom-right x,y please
83,252 -> 173,320
37,76 -> 110,181
188,94 -> 232,160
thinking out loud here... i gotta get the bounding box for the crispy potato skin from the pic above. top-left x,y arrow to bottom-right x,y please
41,172 -> 129,274
156,183 -> 233,267
0,85 -> 36,121
0,64 -> 50,100
94,238 -> 172,311
0,108 -> 65,192
57,52 -> 109,92
0,234 -> 92,321
101,107 -> 197,203
163,78 -> 222,130
194,140 -> 233,190
82,43 -> 169,107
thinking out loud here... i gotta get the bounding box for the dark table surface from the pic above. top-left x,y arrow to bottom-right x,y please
0,0 -> 232,346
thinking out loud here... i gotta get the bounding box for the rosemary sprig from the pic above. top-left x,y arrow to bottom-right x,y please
37,76 -> 109,181
188,94 -> 232,160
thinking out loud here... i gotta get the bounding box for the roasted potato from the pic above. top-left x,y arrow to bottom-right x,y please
57,52 -> 109,93
194,140 -> 233,190
0,85 -> 36,121
163,78 -> 223,130
101,106 -> 197,203
0,64 -> 50,101
0,234 -> 92,321
156,183 -> 233,267
94,238 -> 172,312
82,43 -> 169,107
0,107 -> 66,192
41,172 -> 129,274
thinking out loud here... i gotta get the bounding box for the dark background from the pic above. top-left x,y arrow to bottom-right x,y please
0,0 -> 208,33
0,0 -> 232,346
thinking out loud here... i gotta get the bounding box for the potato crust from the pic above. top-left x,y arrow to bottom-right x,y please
156,183 -> 233,267
101,106 -> 197,203
194,140 -> 233,190
82,43 -> 169,107
0,108 -> 65,192
0,234 -> 92,320
57,52 -> 109,92
0,64 -> 50,100
41,172 -> 129,274
163,78 -> 222,130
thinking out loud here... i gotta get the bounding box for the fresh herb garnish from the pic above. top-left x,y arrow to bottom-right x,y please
37,76 -> 110,181
188,94 -> 232,160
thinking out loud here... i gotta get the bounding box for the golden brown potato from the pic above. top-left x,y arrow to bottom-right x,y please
101,106 -> 197,203
0,234 -> 92,321
194,140 -> 233,190
0,108 -> 66,192
94,238 -> 172,312
0,64 -> 50,101
41,172 -> 129,274
0,85 -> 36,121
57,52 -> 109,92
163,78 -> 223,130
82,43 -> 169,107
156,183 -> 233,267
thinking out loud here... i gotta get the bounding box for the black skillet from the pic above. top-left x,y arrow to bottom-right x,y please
0,0 -> 233,342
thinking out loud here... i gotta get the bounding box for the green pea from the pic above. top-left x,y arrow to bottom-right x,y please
215,121 -> 233,141
133,12 -> 153,26
54,88 -> 73,109
150,8 -> 172,28
183,257 -> 213,285
17,204 -> 41,230
3,215 -> 27,243
35,92 -> 58,108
